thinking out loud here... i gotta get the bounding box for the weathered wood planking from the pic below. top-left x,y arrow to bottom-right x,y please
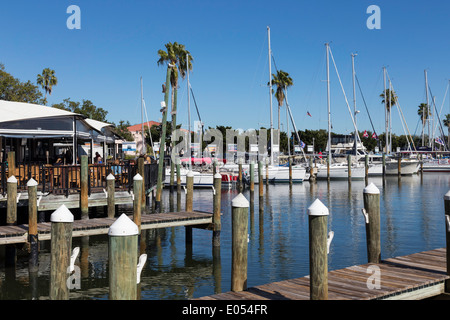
196,248 -> 449,300
0,211 -> 212,244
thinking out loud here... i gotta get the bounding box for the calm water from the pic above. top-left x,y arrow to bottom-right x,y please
0,173 -> 449,300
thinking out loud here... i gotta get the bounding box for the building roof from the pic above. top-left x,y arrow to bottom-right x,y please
127,121 -> 160,132
0,99 -> 85,123
85,118 -> 114,132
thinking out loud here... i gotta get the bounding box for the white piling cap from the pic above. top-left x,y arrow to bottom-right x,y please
133,173 -> 143,181
214,173 -> 222,179
364,183 -> 380,194
307,199 -> 329,216
445,190 -> 450,201
7,175 -> 17,183
187,170 -> 194,177
27,178 -> 38,187
107,173 -> 115,180
232,193 -> 249,208
108,214 -> 138,236
50,205 -> 74,223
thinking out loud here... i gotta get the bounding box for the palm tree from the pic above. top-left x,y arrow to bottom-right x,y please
418,103 -> 431,147
443,114 -> 450,148
269,70 -> 293,132
418,103 -> 430,122
379,88 -> 397,111
157,42 -> 193,190
37,68 -> 58,105
379,88 -> 397,152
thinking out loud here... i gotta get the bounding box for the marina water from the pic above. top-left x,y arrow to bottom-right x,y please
0,172 -> 448,300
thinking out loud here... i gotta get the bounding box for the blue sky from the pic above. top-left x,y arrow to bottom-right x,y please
1,0 -> 449,137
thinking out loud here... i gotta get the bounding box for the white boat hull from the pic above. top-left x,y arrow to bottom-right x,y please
368,164 -> 383,176
422,160 -> 450,172
385,160 -> 419,175
260,166 -> 308,183
315,164 -> 366,180
221,164 -> 308,183
164,168 -> 214,187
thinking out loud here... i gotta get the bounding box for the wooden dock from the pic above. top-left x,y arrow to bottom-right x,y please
0,211 -> 213,245
197,248 -> 449,300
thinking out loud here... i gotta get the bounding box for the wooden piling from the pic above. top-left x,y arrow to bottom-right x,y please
108,214 -> 139,300
176,163 -> 181,194
365,154 -> 369,178
363,183 -> 381,264
106,173 -> 115,219
347,154 -> 352,179
7,151 -> 15,178
6,176 -> 18,275
289,157 -> 292,184
27,178 -> 39,273
213,173 -> 222,247
138,157 -> 146,209
308,199 -> 329,300
49,205 -> 74,300
185,171 -> 194,245
265,160 -> 269,185
250,162 -> 255,196
258,161 -> 264,198
238,160 -> 243,192
186,171 -> 194,212
231,193 -> 249,292
444,190 -> 450,292
80,155 -> 89,220
133,174 -> 143,233
420,154 -> 424,174
327,154 -> 330,181
6,175 -> 17,226
398,157 -> 402,176
382,153 -> 386,176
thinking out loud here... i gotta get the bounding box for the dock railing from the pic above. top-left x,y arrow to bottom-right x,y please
0,161 -> 161,197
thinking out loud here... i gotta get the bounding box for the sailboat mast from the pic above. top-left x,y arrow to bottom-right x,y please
187,53 -> 192,170
326,43 -> 331,178
389,79 -> 392,154
383,67 -> 388,154
141,77 -> 146,155
351,53 -> 357,156
424,70 -> 430,148
268,26 -> 274,166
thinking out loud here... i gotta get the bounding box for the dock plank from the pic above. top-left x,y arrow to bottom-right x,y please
0,211 -> 213,245
196,248 -> 450,301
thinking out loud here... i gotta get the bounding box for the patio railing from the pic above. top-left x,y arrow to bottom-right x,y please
0,161 -> 163,197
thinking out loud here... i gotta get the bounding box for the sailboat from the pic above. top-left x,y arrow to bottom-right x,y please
257,26 -> 308,183
380,67 -> 419,175
315,44 -> 366,180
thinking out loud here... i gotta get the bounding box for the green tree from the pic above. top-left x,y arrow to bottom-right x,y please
52,98 -> 108,122
157,42 -> 192,133
112,120 -> 134,141
270,70 -> 293,132
443,114 -> 450,148
0,63 -> 44,104
379,88 -> 397,111
418,103 -> 430,122
37,68 -> 58,105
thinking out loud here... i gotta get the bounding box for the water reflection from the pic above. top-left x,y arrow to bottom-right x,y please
0,173 -> 448,299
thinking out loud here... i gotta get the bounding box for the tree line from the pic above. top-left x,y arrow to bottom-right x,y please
0,63 -> 133,140
1,61 -> 448,153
